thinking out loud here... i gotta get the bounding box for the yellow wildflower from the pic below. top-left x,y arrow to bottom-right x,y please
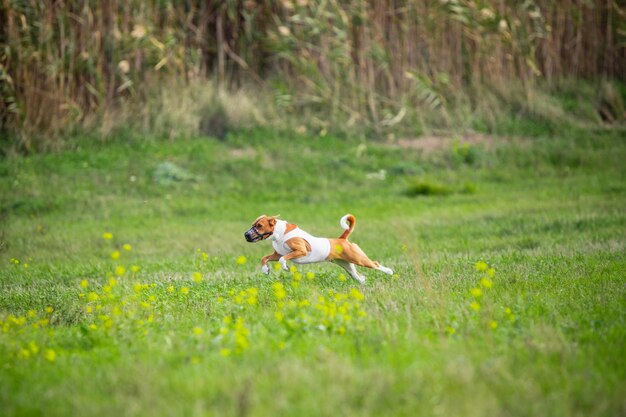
480,277 -> 493,289
272,282 -> 286,300
470,287 -> 482,298
273,262 -> 282,271
192,327 -> 203,335
130,265 -> 140,273
235,335 -> 249,350
445,326 -> 456,335
44,349 -> 56,362
219,348 -> 231,357
45,306 -> 54,314
234,292 -> 245,304
108,277 -> 117,287
469,301 -> 481,311
102,232 -> 113,240
349,288 -> 365,301
338,273 -> 347,282
122,243 -> 132,251
306,272 -> 315,280
487,268 -> 495,277
192,272 -> 202,283
86,306 -> 93,313
236,255 -> 247,265
80,279 -> 89,288
180,287 -> 189,295
167,286 -> 174,293
111,250 -> 120,260
289,265 -> 298,273
27,310 -> 36,318
274,311 -> 284,322
114,265 -> 126,276
474,261 -> 488,271
89,323 -> 98,330
489,320 -> 498,329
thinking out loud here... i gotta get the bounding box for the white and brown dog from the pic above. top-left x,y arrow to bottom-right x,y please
244,214 -> 393,283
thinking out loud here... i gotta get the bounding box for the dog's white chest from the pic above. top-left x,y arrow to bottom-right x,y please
272,227 -> 331,264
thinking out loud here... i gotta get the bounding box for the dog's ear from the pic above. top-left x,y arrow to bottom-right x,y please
268,216 -> 277,227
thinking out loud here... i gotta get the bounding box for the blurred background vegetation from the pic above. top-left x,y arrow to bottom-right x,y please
1,0 -> 624,151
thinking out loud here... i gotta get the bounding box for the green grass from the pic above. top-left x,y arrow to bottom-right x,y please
1,128 -> 625,417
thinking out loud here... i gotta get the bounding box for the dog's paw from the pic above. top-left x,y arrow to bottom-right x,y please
261,264 -> 270,275
378,265 -> 394,275
279,257 -> 289,271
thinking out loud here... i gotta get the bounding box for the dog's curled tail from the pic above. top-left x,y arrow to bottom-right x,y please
339,214 -> 356,240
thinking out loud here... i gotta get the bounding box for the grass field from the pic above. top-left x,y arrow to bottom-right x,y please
1,128 -> 625,417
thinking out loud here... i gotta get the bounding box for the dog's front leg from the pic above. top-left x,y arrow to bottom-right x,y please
278,238 -> 311,271
261,251 -> 281,274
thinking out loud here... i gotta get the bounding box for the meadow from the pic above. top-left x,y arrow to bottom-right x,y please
1,128 -> 625,417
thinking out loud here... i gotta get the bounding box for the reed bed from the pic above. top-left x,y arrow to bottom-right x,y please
1,0 -> 624,147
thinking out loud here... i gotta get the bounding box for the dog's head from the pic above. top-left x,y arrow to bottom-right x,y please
244,215 -> 278,243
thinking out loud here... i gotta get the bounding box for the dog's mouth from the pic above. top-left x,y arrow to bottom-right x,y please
244,226 -> 271,243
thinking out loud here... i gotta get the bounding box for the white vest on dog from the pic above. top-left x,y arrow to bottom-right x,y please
271,220 -> 331,264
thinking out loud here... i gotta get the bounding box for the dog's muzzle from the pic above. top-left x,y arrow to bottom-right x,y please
244,226 -> 271,243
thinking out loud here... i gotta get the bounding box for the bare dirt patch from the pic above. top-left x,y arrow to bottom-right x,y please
229,148 -> 257,159
391,134 -> 499,154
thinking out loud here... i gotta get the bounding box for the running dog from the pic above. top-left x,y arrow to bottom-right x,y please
244,214 -> 393,283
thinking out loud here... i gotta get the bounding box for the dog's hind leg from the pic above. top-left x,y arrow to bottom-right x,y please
339,242 -> 394,276
332,259 -> 366,284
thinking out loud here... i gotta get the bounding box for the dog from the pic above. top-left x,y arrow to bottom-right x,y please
244,214 -> 393,283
